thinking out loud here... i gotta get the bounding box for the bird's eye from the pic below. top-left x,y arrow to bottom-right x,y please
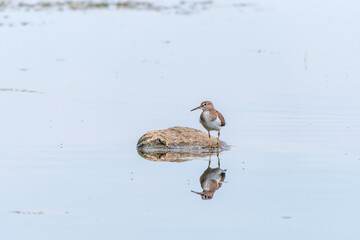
203,103 -> 207,106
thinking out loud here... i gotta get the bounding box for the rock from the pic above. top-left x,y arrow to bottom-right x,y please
136,126 -> 230,162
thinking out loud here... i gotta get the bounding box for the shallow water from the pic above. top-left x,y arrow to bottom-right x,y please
1,0 -> 360,239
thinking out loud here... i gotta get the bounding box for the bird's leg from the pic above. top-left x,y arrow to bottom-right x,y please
208,154 -> 211,167
217,131 -> 220,147
208,131 -> 212,148
216,151 -> 220,167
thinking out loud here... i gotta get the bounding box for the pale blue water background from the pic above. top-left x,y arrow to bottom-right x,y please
1,0 -> 360,239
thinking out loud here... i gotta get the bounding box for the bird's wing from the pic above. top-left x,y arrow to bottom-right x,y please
216,110 -> 226,126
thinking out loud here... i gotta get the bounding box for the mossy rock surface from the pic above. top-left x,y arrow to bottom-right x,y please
137,126 -> 230,161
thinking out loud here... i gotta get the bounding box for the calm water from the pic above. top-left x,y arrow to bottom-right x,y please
1,0 -> 360,239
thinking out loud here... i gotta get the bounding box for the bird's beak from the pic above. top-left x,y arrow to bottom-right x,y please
191,106 -> 202,111
191,190 -> 203,195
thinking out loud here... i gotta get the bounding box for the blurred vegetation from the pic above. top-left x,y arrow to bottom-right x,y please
0,1 -> 216,12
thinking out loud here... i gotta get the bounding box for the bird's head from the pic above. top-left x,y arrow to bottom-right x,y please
191,190 -> 214,200
191,101 -> 214,111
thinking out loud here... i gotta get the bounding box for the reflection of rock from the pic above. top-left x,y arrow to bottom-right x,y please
137,126 -> 229,154
138,150 -> 213,162
192,154 -> 226,200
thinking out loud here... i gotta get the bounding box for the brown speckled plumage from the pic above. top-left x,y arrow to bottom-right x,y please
216,110 -> 226,127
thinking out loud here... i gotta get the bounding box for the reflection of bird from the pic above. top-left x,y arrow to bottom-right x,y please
191,153 -> 226,200
191,101 -> 226,148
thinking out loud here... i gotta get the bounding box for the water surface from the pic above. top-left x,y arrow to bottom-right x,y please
1,0 -> 360,239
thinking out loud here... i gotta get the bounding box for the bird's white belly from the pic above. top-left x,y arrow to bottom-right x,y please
200,112 -> 222,131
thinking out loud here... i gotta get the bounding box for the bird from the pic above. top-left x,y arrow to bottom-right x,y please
191,101 -> 226,148
191,153 -> 227,200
